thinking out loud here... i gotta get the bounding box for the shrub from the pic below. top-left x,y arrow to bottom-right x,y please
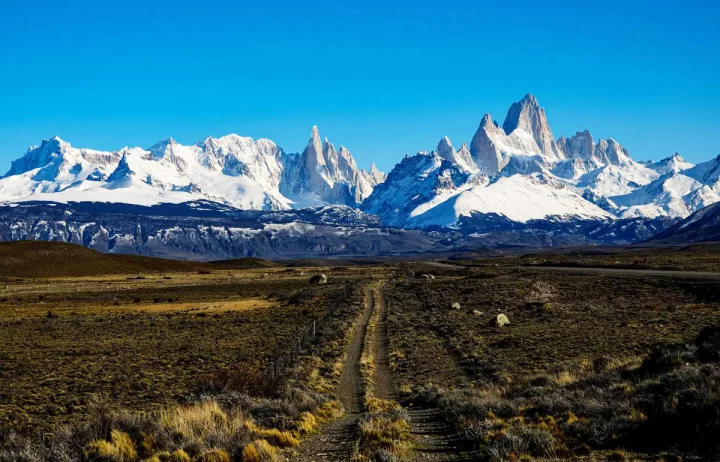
198,362 -> 284,398
696,325 -> 720,362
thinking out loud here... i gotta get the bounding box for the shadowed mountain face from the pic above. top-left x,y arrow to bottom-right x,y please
648,202 -> 720,243
0,201 -> 441,261
0,200 -> 677,260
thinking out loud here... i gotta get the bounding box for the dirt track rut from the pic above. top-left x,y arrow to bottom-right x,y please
292,287 -> 374,461
372,288 -> 396,401
373,288 -> 476,461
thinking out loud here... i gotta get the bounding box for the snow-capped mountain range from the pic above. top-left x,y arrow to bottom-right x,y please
2,94 -> 718,235
0,127 -> 385,211
364,94 -> 720,229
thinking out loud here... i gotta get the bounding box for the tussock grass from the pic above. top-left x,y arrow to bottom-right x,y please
241,439 -> 279,462
83,430 -> 138,461
354,408 -> 412,462
145,449 -> 191,462
195,448 -> 230,462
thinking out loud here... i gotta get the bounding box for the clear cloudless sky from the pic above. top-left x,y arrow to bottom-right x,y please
1,0 -> 718,173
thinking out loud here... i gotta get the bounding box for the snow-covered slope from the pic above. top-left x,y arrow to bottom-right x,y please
362,137 -> 612,229
363,94 -> 720,229
0,129 -> 383,210
0,137 -> 122,198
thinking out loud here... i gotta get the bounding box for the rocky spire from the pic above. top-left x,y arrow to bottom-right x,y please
596,139 -> 631,166
469,114 -> 505,174
303,126 -> 326,172
366,162 -> 386,184
502,94 -> 562,160
322,137 -> 339,180
436,136 -> 455,161
436,137 -> 478,173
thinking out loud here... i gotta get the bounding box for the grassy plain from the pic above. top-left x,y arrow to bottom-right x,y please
3,242 -> 720,460
0,266 -> 362,434
386,264 -> 720,459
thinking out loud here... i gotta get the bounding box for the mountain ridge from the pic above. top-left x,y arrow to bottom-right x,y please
2,94 -> 718,236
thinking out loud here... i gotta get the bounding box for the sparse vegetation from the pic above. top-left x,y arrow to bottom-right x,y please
417,327 -> 720,459
353,289 -> 412,461
386,266 -> 720,460
4,243 -> 720,460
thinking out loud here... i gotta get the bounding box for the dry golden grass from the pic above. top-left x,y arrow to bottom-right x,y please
195,448 -> 231,462
159,401 -> 245,443
365,397 -> 401,414
241,440 -> 279,462
145,449 -> 192,462
127,298 -> 274,314
83,430 -> 138,461
356,411 -> 412,461
295,412 -> 317,436
243,421 -> 299,448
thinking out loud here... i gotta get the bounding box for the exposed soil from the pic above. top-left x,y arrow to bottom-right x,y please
405,406 -> 478,461
293,287 -> 374,460
372,288 -> 396,401
336,287 -> 374,413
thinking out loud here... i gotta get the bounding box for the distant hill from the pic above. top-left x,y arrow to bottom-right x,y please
0,241 -> 214,278
647,202 -> 720,243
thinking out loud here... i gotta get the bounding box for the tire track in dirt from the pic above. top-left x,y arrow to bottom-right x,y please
376,287 -> 478,461
292,287 -> 375,461
404,406 -> 478,462
372,287 -> 396,401
337,286 -> 374,413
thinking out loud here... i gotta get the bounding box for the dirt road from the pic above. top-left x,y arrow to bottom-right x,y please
372,288 -> 396,401
292,287 -> 374,461
425,260 -> 720,280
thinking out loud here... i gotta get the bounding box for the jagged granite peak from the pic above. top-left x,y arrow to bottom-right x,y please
304,125 -> 326,170
437,136 -> 455,160
436,137 -> 478,173
367,162 -> 386,184
558,130 -> 595,161
595,138 -> 632,166
281,126 -> 384,207
469,114 -> 506,174
322,138 -> 341,181
502,93 -> 562,160
654,153 -> 694,173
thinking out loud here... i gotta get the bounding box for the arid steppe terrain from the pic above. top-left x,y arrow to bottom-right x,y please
1,242 -> 720,461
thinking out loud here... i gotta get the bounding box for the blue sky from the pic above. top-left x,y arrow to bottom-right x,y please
1,0 -> 718,173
